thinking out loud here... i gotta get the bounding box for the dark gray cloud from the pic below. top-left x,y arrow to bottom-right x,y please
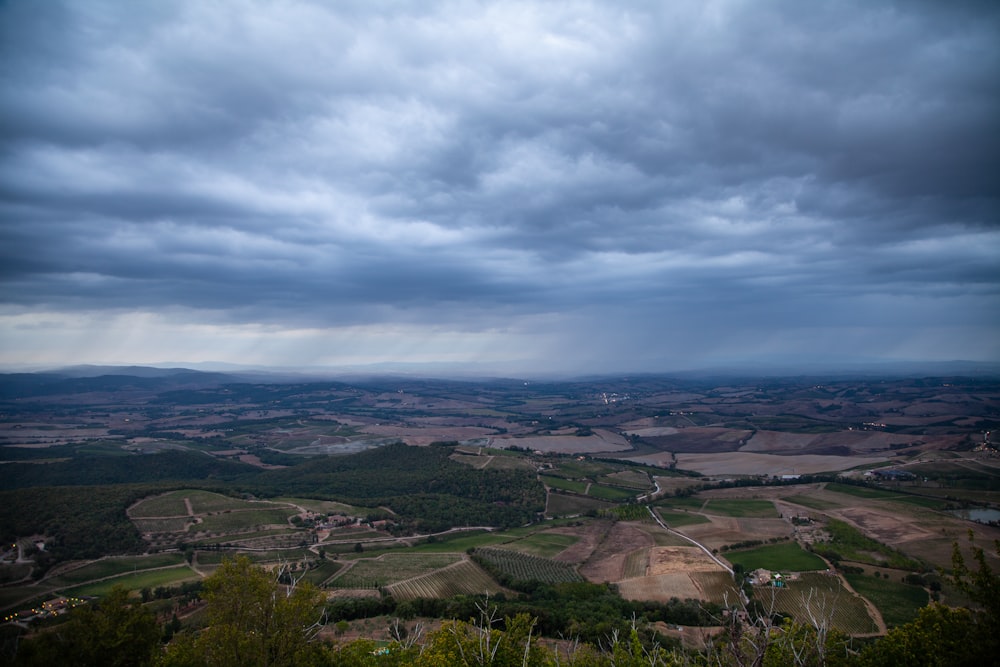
1,0 -> 998,372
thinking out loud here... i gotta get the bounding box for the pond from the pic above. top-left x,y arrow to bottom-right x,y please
949,508 -> 1000,524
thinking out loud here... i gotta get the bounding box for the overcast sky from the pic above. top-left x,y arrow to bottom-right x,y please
1,1 -> 998,375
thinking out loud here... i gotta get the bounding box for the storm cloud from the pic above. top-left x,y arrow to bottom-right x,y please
1,1 -> 998,373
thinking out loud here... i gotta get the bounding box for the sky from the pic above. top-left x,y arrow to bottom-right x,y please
1,1 -> 998,376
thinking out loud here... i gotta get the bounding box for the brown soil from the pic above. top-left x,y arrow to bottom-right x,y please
578,522 -> 653,583
648,547 -> 725,574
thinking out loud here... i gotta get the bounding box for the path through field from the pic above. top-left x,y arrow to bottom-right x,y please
647,507 -> 732,574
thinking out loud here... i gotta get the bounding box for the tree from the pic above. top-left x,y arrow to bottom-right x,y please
14,585 -> 159,667
160,556 -> 326,667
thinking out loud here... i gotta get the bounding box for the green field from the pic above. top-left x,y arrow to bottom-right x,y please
825,483 -> 903,501
503,532 -> 579,558
473,547 -> 583,585
724,543 -> 827,572
781,494 -> 841,510
540,475 -> 589,494
655,509 -> 710,528
587,484 -> 638,501
301,560 -> 347,586
63,566 -> 199,597
330,554 -> 462,588
271,497 -> 360,514
385,560 -> 502,600
655,497 -> 706,511
196,508 -> 298,533
546,492 -> 611,517
599,470 -> 652,489
704,499 -> 778,518
764,572 -> 879,635
821,519 -> 921,570
42,554 -> 186,588
845,573 -> 929,627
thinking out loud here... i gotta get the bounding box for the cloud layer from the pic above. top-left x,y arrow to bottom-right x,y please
2,1 -> 998,373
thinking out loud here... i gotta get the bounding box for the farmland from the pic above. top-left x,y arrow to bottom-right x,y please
762,572 -> 880,635
844,572 -> 929,627
1,368 -> 998,649
723,543 -> 828,572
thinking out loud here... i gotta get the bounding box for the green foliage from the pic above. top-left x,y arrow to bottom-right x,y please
859,603 -> 984,666
0,485 -> 150,565
160,556 -> 327,667
13,586 -> 159,667
0,451 -> 255,489
821,519 -> 922,570
253,443 -> 545,531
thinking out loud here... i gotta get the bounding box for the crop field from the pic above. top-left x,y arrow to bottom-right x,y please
546,492 -> 611,517
503,532 -> 579,558
654,509 -> 710,528
385,560 -> 503,600
762,572 -> 879,635
691,571 -> 741,604
42,554 -> 186,588
407,531 -> 508,553
623,548 -> 649,579
587,484 -> 638,501
656,497 -> 706,511
134,517 -> 193,533
301,560 -> 347,586
130,489 -> 286,518
820,519 -> 920,570
540,475 -> 588,494
63,566 -> 199,597
780,494 -> 841,510
703,499 -> 778,518
474,547 -> 583,584
599,470 -> 652,489
824,483 -> 907,501
330,554 -> 462,588
272,497 -> 360,514
196,508 -> 298,533
845,573 -> 929,627
130,491 -> 190,517
723,543 -> 827,572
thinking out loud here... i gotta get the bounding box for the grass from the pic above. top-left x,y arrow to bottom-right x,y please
330,554 -> 462,588
63,566 -> 199,597
781,494 -> 841,510
655,509 -> 711,528
825,483 -> 902,500
540,475 -> 589,494
655,497 -> 705,511
845,573 -> 929,627
385,560 -> 502,600
42,554 -> 186,588
724,543 -> 828,572
587,484 -> 639,501
271,497 -> 360,514
301,560 -> 347,586
503,532 -> 579,558
821,519 -> 922,571
704,499 -> 778,518
196,508 -> 298,533
546,492 -> 612,517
